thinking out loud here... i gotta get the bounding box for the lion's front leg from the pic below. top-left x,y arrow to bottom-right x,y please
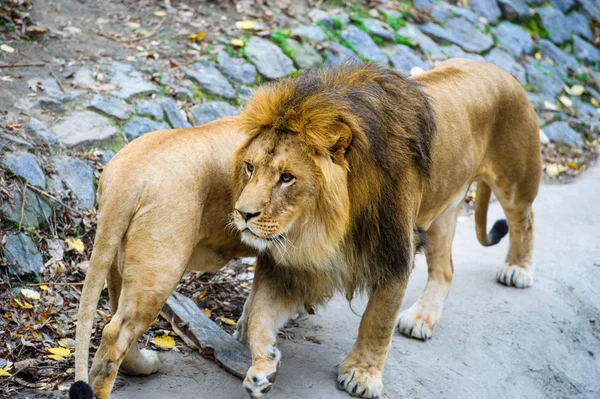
338,278 -> 408,398
243,278 -> 301,398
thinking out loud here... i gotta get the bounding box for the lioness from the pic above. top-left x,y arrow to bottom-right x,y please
232,60 -> 541,398
69,118 -> 256,399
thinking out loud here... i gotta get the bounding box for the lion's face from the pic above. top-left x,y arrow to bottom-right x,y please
232,132 -> 322,252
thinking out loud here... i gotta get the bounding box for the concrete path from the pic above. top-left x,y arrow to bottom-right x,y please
113,166 -> 600,399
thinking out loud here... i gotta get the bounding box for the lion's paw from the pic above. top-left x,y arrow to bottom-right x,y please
120,348 -> 161,376
396,305 -> 436,341
243,347 -> 280,398
496,262 -> 534,288
337,361 -> 383,398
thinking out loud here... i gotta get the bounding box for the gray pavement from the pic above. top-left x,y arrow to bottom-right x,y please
113,166 -> 600,399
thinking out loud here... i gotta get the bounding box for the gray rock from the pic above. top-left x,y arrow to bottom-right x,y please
191,102 -> 239,126
419,18 -> 494,53
184,60 -> 236,99
543,122 -> 584,147
398,24 -> 444,60
52,110 -> 117,149
413,0 -> 435,8
123,117 -> 170,141
485,48 -> 527,84
497,0 -> 531,21
378,8 -> 403,20
94,150 -> 115,165
32,98 -> 63,112
587,86 -> 600,103
245,37 -> 296,79
525,60 -> 564,98
0,133 -> 33,150
469,0 -> 502,24
72,67 -> 96,89
290,25 -> 326,43
308,9 -> 349,30
571,97 -> 600,119
439,45 -> 485,61
3,234 -> 43,280
54,156 -> 96,208
573,35 -> 600,64
536,8 -> 571,45
386,45 -> 430,76
23,118 -> 59,152
1,153 -> 46,189
576,0 -> 600,19
88,95 -> 133,121
27,77 -> 71,102
47,175 -> 66,194
566,12 -> 592,41
171,85 -> 194,102
109,61 -> 157,100
161,98 -> 191,129
525,92 -> 553,109
135,101 -> 164,120
492,22 -> 534,57
361,18 -> 395,41
285,39 -> 324,69
525,0 -> 545,5
539,39 -> 580,74
539,128 -> 550,144
549,0 -> 574,12
340,25 -> 388,65
323,42 -> 358,66
431,3 -> 482,27
1,186 -> 51,229
217,51 -> 257,85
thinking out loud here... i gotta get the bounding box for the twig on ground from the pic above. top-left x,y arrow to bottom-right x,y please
50,71 -> 65,93
0,62 -> 45,69
95,18 -> 165,43
25,185 -> 84,216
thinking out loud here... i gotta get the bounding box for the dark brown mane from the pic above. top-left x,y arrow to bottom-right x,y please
238,63 -> 437,300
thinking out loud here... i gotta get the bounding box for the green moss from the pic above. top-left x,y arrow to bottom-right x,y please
270,30 -> 296,61
349,1 -> 371,19
103,131 -> 127,153
353,17 -> 368,33
339,38 -> 357,53
385,16 -> 407,31
522,18 -> 549,40
394,33 -> 413,46
331,17 -> 344,31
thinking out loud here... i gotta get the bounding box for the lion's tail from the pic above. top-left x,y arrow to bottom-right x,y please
71,180 -> 135,397
475,181 -> 509,247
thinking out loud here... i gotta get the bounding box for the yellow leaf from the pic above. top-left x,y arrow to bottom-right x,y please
31,330 -> 42,340
545,164 -> 559,178
65,237 -> 85,254
197,290 -> 207,301
188,30 -> 205,42
22,301 -> 33,309
591,98 -> 599,107
534,52 -> 541,60
585,139 -> 598,147
154,10 -> 166,17
47,354 -> 65,361
558,96 -> 573,108
128,22 -> 141,29
0,369 -> 11,377
235,20 -> 254,30
217,316 -> 236,326
565,85 -> 584,97
202,308 -> 212,318
248,266 -> 255,271
567,163 -> 580,170
39,284 -> 48,291
152,335 -> 176,350
48,347 -> 71,357
59,339 -> 75,348
231,38 -> 244,47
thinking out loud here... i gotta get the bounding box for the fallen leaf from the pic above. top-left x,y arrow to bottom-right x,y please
154,10 -> 166,17
591,98 -> 599,107
152,335 -> 176,349
20,288 -> 41,301
230,38 -> 245,47
40,284 -> 48,291
558,96 -> 573,108
585,139 -> 598,147
188,30 -> 205,42
545,164 -> 559,178
217,316 -> 236,326
197,290 -> 207,301
565,85 -> 584,96
534,52 -> 541,60
0,369 -> 11,377
47,347 -> 71,357
26,25 -> 47,35
235,20 -> 254,30
128,22 -> 141,29
0,44 -> 15,53
543,101 -> 558,111
568,163 -> 580,170
202,308 -> 212,318
59,338 -> 75,348
47,354 -> 65,361
65,237 -> 85,254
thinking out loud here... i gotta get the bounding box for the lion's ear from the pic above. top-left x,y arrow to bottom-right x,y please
328,121 -> 352,164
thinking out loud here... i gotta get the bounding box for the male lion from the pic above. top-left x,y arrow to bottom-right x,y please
69,118 -> 256,399
232,60 -> 541,398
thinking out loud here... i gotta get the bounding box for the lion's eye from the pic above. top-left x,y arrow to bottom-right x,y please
245,163 -> 254,175
280,173 -> 295,184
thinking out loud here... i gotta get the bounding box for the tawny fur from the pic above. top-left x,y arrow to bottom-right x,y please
233,61 -> 541,398
72,118 -> 256,399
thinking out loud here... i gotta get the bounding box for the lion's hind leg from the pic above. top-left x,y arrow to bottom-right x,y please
397,202 -> 461,340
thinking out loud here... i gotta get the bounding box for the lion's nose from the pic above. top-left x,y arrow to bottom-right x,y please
237,209 -> 261,222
